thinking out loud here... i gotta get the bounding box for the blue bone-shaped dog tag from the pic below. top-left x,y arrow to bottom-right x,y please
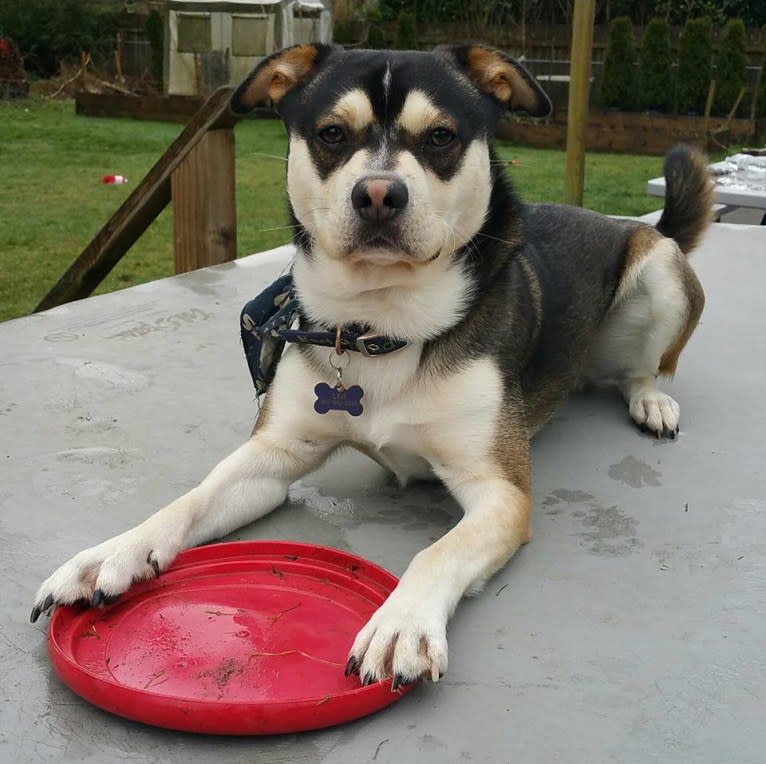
314,383 -> 364,416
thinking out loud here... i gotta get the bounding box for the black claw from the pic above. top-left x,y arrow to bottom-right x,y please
344,655 -> 358,677
103,594 -> 121,606
92,589 -> 105,607
149,555 -> 160,578
31,593 -> 55,624
391,674 -> 406,692
361,673 -> 372,687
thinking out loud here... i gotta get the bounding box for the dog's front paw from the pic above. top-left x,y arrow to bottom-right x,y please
345,593 -> 448,690
30,529 -> 175,623
629,388 -> 680,438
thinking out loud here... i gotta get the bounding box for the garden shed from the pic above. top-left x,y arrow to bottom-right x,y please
166,0 -> 332,96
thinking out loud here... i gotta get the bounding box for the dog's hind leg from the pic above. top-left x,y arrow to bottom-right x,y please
31,354 -> 339,622
584,231 -> 704,438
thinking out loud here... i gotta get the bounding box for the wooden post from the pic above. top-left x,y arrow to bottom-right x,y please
564,0 -> 596,206
171,127 -> 237,274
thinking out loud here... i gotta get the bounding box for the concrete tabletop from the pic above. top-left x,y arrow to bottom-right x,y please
1,224 -> 764,764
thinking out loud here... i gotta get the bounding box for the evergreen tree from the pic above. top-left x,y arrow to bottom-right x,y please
395,12 -> 417,50
713,18 -> 747,117
756,58 -> 766,118
639,18 -> 672,112
677,17 -> 713,115
600,16 -> 638,110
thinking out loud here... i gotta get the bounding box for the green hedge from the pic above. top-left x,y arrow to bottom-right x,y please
757,57 -> 766,118
395,12 -> 417,50
713,18 -> 747,117
638,18 -> 672,112
677,17 -> 713,115
600,16 -> 637,110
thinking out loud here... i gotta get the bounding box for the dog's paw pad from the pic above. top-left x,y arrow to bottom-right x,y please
629,389 -> 680,438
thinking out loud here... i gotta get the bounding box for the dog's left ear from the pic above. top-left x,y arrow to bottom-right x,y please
444,45 -> 553,118
230,43 -> 336,114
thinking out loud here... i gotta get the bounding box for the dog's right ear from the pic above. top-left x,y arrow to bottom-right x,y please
230,44 -> 335,115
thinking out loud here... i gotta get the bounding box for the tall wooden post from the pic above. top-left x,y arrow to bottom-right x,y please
564,0 -> 596,206
171,127 -> 237,274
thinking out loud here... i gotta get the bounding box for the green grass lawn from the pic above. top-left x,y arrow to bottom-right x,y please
1,97 -> 677,323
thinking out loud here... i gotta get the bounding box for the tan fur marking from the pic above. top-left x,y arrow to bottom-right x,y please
658,264 -> 705,377
239,44 -> 319,109
491,392 -> 532,502
396,90 -> 455,136
319,89 -> 374,132
464,47 -> 536,111
624,225 -> 663,272
612,226 -> 665,306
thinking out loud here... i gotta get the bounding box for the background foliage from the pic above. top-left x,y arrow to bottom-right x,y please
638,18 -> 673,112
712,18 -> 748,116
0,0 -> 119,78
374,0 -> 766,27
600,17 -> 638,110
676,17 -> 713,114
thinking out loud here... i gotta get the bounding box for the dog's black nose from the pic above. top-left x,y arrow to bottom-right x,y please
351,176 -> 408,224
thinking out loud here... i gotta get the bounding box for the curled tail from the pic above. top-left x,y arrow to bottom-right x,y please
656,145 -> 714,256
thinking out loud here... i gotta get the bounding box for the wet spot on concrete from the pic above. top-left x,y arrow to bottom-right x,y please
608,456 -> 662,488
371,501 -> 456,531
544,489 -> 594,515
576,503 -> 641,556
551,489 -> 593,503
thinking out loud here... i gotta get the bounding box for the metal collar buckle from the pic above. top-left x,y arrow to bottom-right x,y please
355,332 -> 406,357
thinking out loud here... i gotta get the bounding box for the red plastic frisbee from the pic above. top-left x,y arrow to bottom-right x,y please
47,541 -> 412,734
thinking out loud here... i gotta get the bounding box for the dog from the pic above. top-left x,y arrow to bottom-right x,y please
31,44 -> 712,689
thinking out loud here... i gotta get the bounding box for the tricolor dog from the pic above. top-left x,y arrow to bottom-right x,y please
32,44 -> 712,689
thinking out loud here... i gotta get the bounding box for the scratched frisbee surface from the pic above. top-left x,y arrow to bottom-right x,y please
47,541 -> 411,734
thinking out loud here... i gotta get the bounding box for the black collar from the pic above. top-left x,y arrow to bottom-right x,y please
240,274 -> 408,394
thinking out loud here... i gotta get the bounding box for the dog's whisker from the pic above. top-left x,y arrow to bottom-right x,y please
255,224 -> 301,233
239,152 -> 288,162
490,160 -> 528,167
474,231 -> 520,248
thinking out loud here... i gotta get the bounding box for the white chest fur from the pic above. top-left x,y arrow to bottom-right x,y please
268,346 -> 504,484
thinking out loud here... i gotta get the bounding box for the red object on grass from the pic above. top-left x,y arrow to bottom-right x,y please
47,541 -> 412,734
101,174 -> 128,184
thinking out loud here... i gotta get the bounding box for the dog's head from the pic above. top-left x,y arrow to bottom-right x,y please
231,44 -> 550,271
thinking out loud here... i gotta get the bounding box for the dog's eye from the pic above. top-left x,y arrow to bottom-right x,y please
317,125 -> 347,146
428,127 -> 456,148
